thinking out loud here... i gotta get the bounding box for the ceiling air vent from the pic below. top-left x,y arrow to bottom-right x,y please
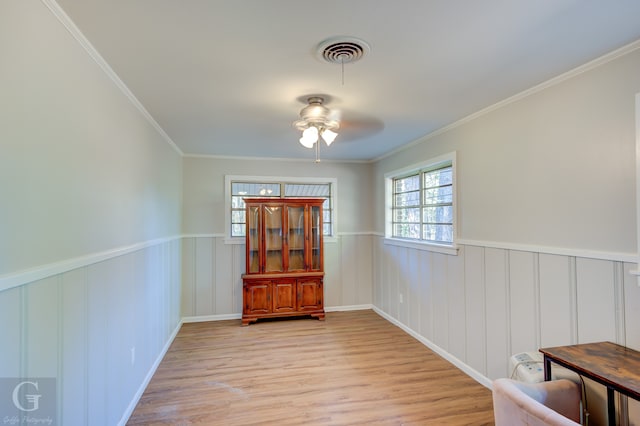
317,37 -> 370,65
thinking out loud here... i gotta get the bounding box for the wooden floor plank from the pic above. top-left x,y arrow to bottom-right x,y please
127,310 -> 495,425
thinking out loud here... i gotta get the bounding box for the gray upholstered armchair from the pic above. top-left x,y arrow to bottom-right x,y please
492,378 -> 582,426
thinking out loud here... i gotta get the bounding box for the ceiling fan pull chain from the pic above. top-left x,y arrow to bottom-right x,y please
315,139 -> 321,163
341,56 -> 345,85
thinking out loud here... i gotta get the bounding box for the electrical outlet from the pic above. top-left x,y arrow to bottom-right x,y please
131,347 -> 136,365
399,293 -> 404,303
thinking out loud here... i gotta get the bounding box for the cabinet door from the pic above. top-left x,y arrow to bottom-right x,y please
286,205 -> 306,272
246,205 -> 261,273
244,281 -> 271,315
309,204 -> 323,271
297,278 -> 323,311
273,279 -> 296,313
264,205 -> 283,272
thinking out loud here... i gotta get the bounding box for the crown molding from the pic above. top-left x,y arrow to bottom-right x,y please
182,152 -> 371,164
41,0 -> 183,156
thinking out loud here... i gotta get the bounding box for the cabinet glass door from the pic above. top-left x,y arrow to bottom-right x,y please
287,205 -> 305,271
264,206 -> 283,272
310,205 -> 322,270
247,205 -> 261,273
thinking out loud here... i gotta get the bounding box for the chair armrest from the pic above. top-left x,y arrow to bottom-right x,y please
493,378 -> 581,426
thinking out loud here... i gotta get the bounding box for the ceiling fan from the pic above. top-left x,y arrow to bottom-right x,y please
293,95 -> 384,162
291,36 -> 384,161
293,96 -> 339,148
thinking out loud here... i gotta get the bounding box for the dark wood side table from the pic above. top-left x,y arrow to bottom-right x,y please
539,342 -> 640,425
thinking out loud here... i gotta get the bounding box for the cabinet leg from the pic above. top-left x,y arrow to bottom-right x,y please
241,317 -> 259,326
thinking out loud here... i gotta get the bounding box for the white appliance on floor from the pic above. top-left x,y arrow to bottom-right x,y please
509,351 -> 579,383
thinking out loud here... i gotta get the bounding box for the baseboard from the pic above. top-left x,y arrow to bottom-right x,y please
118,319 -> 184,426
325,304 -> 373,312
182,306 -> 373,323
182,313 -> 242,323
372,306 -> 493,389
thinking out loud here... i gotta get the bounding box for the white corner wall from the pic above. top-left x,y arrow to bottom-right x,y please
372,45 -> 640,424
0,1 -> 183,425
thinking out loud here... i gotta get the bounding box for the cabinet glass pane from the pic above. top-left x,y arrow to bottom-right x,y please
287,206 -> 305,271
247,206 -> 260,273
264,206 -> 283,272
310,205 -> 321,270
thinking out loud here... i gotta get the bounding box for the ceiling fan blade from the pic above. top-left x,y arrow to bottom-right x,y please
328,108 -> 342,124
292,95 -> 383,143
335,109 -> 384,142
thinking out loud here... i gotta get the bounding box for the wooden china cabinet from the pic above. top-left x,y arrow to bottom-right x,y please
241,198 -> 325,326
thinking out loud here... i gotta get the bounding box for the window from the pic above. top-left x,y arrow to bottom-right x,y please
226,176 -> 335,239
387,153 -> 455,245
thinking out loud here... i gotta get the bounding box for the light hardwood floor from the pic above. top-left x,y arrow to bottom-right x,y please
127,310 -> 495,425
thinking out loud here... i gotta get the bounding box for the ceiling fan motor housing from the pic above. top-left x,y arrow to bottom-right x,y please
294,97 -> 339,131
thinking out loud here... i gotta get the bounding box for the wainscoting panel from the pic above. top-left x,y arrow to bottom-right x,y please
447,250 -> 466,362
374,236 -> 640,424
357,235 -> 374,307
406,248 -> 421,332
396,245 -> 410,326
195,237 -> 215,316
323,237 -> 342,308
464,245 -> 487,376
538,254 -> 575,347
418,249 -> 433,342
0,238 -> 182,425
372,236 -> 385,315
25,277 -> 59,377
484,247 -> 510,379
181,235 -> 375,319
508,251 -> 538,356
375,238 -> 640,379
432,252 -> 450,351
339,235 -> 358,306
576,258 -> 617,343
214,237 -> 234,315
624,262 -> 640,422
0,286 -> 22,377
61,268 -> 88,426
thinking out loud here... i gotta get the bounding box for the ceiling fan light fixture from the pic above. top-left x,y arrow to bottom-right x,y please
321,128 -> 337,145
294,96 -> 340,154
299,126 -> 318,148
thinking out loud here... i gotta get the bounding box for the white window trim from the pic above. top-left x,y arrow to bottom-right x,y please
224,175 -> 338,244
384,151 -> 458,254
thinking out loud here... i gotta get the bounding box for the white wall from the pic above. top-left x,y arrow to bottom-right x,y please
0,1 -> 183,424
180,156 -> 375,318
375,47 -> 639,256
182,156 -> 373,235
372,45 -> 640,424
0,0 -> 182,277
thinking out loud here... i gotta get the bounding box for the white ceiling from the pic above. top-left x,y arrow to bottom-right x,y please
55,0 -> 640,162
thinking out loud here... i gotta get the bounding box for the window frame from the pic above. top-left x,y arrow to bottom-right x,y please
224,175 -> 337,244
384,152 -> 458,255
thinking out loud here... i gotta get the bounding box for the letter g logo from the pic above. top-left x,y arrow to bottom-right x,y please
12,381 -> 42,412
